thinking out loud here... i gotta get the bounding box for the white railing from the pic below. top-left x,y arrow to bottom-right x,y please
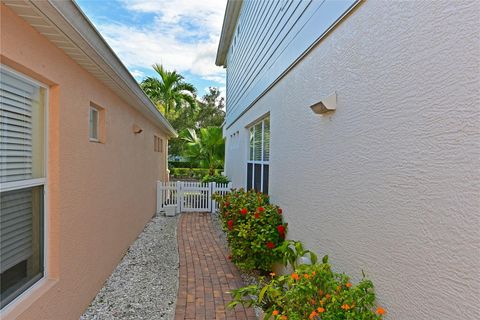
157,181 -> 232,213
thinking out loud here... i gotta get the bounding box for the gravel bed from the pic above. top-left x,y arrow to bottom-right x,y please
211,212 -> 261,318
80,213 -> 179,320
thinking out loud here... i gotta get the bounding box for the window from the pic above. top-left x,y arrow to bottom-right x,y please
89,103 -> 104,143
247,116 -> 269,194
0,66 -> 46,309
89,107 -> 98,141
154,136 -> 163,153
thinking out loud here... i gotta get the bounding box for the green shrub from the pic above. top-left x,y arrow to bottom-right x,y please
213,189 -> 287,272
229,254 -> 385,320
201,174 -> 230,184
169,168 -> 222,179
168,161 -> 194,169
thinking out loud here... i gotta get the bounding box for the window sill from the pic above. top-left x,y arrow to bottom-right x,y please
89,138 -> 103,144
0,277 -> 58,320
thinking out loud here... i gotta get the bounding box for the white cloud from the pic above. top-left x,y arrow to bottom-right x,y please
130,69 -> 145,79
93,0 -> 227,84
120,0 -> 225,33
219,86 -> 226,101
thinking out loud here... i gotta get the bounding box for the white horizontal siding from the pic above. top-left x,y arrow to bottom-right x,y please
225,0 -> 358,127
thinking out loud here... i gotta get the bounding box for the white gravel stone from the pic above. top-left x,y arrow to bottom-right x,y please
80,213 -> 179,320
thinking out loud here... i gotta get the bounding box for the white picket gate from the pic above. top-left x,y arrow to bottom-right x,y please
156,181 -> 232,213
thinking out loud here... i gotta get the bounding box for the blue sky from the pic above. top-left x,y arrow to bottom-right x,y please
76,0 -> 227,99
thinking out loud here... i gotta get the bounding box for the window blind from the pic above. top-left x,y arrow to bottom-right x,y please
0,188 -> 33,273
0,68 -> 42,277
263,118 -> 270,161
0,71 -> 38,183
254,122 -> 262,161
246,116 -> 270,194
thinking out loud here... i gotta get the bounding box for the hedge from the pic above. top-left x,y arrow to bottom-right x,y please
168,161 -> 224,170
169,168 -> 223,180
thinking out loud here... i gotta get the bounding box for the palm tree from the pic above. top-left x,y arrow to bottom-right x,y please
180,127 -> 225,175
141,64 -> 197,115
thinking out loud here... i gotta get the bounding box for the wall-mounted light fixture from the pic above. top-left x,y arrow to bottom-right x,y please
310,91 -> 336,114
132,124 -> 143,134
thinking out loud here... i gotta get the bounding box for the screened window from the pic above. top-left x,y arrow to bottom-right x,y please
0,66 -> 46,309
247,117 -> 269,193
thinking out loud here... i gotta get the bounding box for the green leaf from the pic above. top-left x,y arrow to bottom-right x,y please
258,285 -> 269,303
322,255 -> 329,263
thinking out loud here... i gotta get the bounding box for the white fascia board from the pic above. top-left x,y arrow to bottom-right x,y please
215,0 -> 243,67
28,0 -> 177,137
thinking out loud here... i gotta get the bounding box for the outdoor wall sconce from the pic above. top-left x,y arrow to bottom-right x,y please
310,91 -> 336,114
132,124 -> 143,134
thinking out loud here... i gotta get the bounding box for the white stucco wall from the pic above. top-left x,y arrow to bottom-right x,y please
224,1 -> 480,319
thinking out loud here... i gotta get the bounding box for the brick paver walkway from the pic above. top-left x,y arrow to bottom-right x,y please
175,213 -> 257,320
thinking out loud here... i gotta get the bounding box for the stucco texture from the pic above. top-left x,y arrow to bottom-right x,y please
224,1 -> 480,319
1,5 -> 169,319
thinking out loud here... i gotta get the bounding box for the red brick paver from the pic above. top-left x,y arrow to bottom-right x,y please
175,213 -> 257,320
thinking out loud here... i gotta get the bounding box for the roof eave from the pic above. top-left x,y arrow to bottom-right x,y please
215,0 -> 243,67
5,0 -> 177,138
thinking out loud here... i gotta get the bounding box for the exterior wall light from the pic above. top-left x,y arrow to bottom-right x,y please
132,124 -> 143,134
310,91 -> 336,114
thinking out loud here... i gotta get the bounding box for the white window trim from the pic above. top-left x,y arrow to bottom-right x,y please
246,117 -> 269,193
89,106 -> 100,142
0,64 -> 49,311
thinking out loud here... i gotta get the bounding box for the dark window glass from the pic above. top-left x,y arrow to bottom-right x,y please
1,186 -> 44,308
247,163 -> 253,190
254,164 -> 262,192
263,165 -> 269,195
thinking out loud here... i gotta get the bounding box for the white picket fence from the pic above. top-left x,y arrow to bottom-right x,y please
156,181 -> 232,213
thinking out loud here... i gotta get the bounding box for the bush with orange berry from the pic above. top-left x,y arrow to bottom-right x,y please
229,243 -> 385,320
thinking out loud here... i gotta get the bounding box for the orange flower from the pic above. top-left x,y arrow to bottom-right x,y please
304,274 -> 310,279
336,285 -> 342,292
270,272 -> 276,277
308,311 -> 318,319
346,282 -> 352,288
291,273 -> 299,280
311,271 -> 316,276
280,316 -> 288,320
272,310 -> 279,316
317,307 -> 325,313
318,290 -> 323,296
310,299 -> 316,305
376,307 -> 386,315
325,294 -> 331,300
341,304 -> 351,310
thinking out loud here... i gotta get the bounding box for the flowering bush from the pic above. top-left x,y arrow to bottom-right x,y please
213,189 -> 287,272
229,255 -> 385,320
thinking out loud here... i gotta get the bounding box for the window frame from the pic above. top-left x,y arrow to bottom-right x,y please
154,135 -> 163,153
89,106 -> 100,142
246,116 -> 269,193
0,64 -> 49,310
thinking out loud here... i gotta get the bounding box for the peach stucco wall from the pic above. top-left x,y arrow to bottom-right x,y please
1,5 -> 169,319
